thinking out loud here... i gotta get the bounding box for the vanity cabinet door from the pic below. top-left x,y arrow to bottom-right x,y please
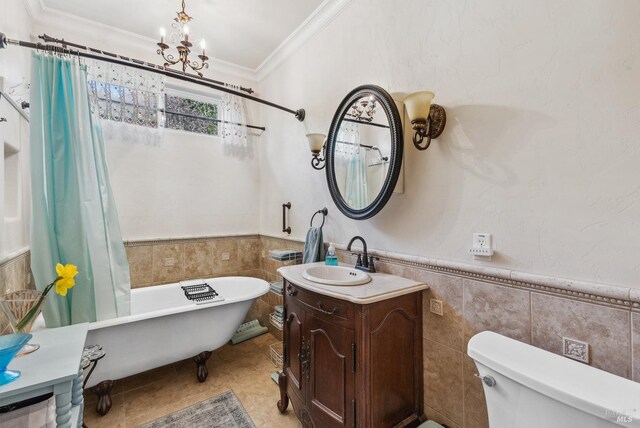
284,294 -> 306,408
307,313 -> 355,428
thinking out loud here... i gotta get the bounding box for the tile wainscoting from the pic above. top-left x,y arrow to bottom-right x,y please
125,235 -> 304,341
6,235 -> 639,428
328,245 -> 640,428
0,250 -> 35,333
0,250 -> 33,295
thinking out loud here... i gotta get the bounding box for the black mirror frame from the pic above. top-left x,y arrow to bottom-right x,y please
325,85 -> 404,220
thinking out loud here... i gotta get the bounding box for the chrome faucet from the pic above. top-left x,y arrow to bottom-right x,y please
346,236 -> 377,273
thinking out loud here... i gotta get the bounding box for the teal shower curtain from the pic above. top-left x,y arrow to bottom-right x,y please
30,54 -> 131,327
345,148 -> 368,210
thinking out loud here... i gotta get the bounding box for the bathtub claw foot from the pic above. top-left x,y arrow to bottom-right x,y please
194,351 -> 212,383
91,380 -> 114,416
277,371 -> 289,413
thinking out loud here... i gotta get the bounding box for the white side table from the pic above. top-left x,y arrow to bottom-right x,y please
0,323 -> 89,428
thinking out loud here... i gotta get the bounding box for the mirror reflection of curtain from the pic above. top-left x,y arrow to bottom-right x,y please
219,84 -> 248,146
346,147 -> 368,209
338,122 -> 368,209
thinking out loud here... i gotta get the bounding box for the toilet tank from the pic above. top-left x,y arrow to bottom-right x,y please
467,331 -> 640,428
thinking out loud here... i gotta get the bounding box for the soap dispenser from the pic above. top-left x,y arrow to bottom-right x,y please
325,243 -> 338,266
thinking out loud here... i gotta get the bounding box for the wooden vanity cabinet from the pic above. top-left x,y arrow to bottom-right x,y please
277,279 -> 424,428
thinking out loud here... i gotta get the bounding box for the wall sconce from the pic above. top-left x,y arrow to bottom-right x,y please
403,92 -> 446,151
307,133 -> 326,170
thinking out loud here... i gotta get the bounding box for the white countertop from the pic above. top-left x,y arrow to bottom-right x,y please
278,262 -> 428,304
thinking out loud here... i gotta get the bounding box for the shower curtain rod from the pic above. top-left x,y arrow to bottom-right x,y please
160,108 -> 265,132
0,32 -> 306,122
343,117 -> 389,129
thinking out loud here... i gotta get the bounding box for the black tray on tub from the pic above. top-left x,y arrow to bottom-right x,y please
181,283 -> 220,303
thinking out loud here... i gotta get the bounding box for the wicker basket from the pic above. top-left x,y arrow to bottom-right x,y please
0,289 -> 44,334
269,342 -> 283,368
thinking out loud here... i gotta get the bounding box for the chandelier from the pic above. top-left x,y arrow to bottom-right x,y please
346,97 -> 377,123
156,0 -> 209,76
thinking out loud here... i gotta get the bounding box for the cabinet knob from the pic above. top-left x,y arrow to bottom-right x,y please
286,284 -> 297,296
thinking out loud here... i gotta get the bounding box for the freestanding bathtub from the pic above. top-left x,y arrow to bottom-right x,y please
38,276 -> 268,415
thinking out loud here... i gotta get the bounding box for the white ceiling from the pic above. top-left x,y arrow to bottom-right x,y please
40,0 -> 325,70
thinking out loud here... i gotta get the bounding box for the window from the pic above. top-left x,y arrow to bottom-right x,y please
88,81 -> 160,128
87,74 -> 220,136
163,94 -> 219,136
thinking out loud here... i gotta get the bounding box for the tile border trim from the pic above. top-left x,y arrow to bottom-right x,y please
0,248 -> 29,270
17,233 -> 637,309
124,234 -> 261,247
259,233 -> 638,310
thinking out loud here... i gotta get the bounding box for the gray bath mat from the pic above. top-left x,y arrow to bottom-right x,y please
139,391 -> 256,428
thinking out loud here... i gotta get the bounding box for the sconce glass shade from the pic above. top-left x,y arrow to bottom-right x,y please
306,133 -> 326,154
403,91 -> 435,121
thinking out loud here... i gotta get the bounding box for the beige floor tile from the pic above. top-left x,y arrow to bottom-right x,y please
84,335 -> 298,427
83,392 -> 126,428
121,364 -> 179,392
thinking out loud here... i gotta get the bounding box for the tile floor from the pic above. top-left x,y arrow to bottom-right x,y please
83,333 -> 301,428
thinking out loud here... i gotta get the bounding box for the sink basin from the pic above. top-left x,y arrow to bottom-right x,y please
302,266 -> 371,286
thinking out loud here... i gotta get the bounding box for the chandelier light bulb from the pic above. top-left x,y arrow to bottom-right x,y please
157,1 -> 209,76
200,39 -> 206,50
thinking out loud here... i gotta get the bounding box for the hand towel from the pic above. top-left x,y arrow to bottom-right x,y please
303,227 -> 325,264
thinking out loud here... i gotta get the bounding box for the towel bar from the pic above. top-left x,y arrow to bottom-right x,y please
282,202 -> 291,234
310,207 -> 328,228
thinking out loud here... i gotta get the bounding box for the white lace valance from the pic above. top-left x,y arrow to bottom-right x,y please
86,60 -> 165,129
219,84 -> 248,146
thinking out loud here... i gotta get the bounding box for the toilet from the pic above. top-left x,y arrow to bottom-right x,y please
467,331 -> 640,428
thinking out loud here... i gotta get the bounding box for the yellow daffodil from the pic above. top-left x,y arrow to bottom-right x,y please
54,263 -> 78,296
15,262 -> 79,331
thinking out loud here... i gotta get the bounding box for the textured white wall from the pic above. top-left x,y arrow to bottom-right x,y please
0,0 -> 33,261
28,17 -> 263,241
258,0 -> 640,289
107,124 -> 262,240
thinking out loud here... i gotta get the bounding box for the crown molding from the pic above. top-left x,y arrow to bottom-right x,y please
20,0 -> 258,82
21,0 -> 353,83
22,0 -> 43,23
255,0 -> 355,81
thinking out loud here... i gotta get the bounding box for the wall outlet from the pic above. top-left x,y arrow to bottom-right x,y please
163,257 -> 176,267
429,299 -> 444,316
469,233 -> 494,257
562,337 -> 589,363
221,252 -> 230,261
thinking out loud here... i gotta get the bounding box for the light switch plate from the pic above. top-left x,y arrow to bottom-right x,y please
429,299 -> 444,316
562,337 -> 589,363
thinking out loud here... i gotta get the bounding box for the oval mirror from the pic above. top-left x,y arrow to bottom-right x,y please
326,85 -> 403,220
